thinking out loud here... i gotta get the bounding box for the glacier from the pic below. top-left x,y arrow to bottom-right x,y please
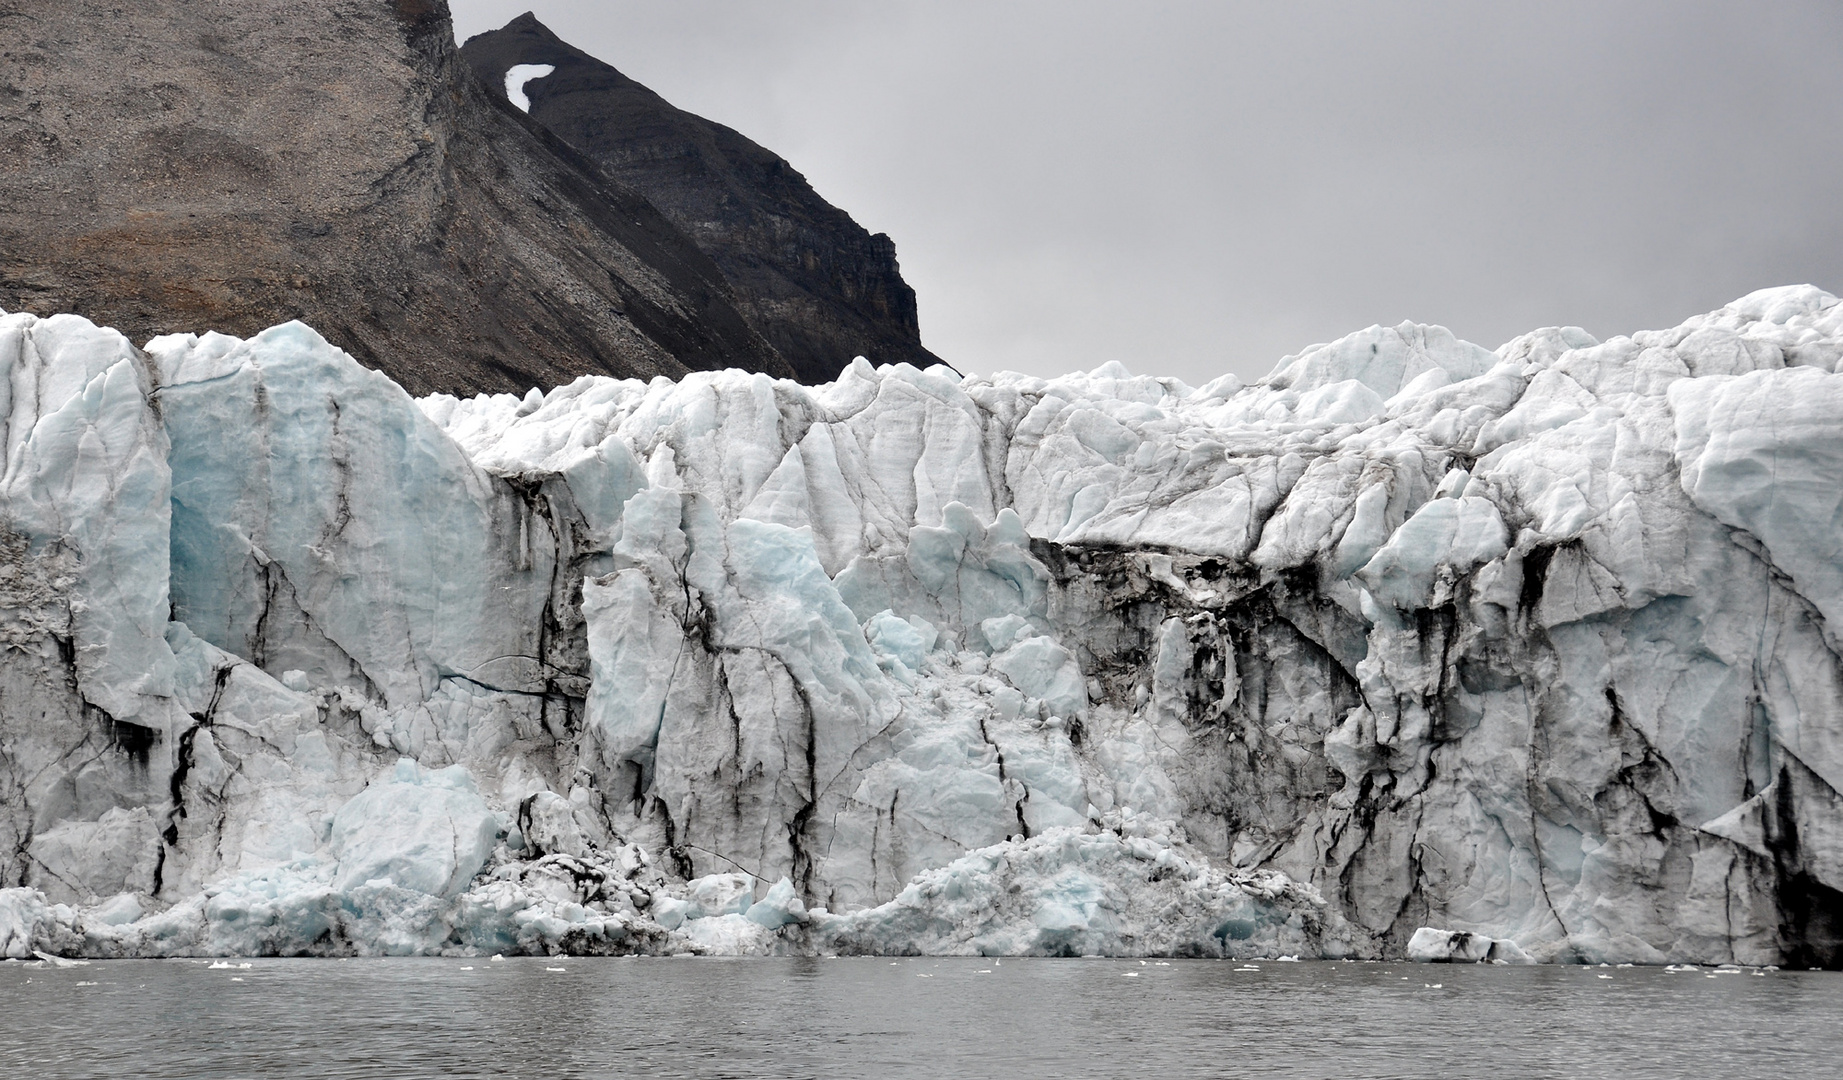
2,286 -> 1842,964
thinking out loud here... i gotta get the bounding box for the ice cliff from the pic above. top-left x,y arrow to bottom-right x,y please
3,286 -> 1843,965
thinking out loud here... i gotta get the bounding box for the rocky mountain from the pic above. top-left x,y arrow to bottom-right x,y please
0,0 -> 790,395
3,287 -> 1842,965
460,13 -> 943,384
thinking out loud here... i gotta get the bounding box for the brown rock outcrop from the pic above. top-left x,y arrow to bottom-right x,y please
0,0 -> 789,395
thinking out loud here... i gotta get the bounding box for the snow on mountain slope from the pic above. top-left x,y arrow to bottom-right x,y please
2,286 -> 1842,963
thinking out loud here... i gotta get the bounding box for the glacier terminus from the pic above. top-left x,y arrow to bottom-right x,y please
2,285 -> 1842,966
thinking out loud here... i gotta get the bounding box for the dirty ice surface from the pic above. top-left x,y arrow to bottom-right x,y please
3,285 -> 1843,964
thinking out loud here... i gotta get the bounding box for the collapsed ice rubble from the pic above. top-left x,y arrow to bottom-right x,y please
1406,926 -> 1534,964
3,287 -> 1843,963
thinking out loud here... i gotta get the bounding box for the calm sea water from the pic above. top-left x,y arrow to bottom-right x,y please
1,956 -> 1834,1079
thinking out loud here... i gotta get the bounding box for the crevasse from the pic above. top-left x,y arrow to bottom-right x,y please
2,285 -> 1842,963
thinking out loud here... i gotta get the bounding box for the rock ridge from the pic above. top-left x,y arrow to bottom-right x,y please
460,12 -> 942,384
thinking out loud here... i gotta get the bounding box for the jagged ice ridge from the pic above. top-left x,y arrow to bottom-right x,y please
2,285 -> 1842,964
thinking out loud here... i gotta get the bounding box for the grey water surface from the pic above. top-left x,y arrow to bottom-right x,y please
1,956 -> 1833,1079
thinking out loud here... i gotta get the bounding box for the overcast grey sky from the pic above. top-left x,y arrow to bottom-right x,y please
450,1 -> 1843,385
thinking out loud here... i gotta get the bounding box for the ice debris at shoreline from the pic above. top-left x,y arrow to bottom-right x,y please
0,818 -> 1326,959
3,286 -> 1843,963
1406,926 -> 1535,965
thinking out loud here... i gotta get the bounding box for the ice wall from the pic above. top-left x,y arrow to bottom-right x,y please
2,287 -> 1842,963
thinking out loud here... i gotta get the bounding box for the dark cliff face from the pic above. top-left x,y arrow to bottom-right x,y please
0,0 -> 790,396
460,13 -> 943,384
